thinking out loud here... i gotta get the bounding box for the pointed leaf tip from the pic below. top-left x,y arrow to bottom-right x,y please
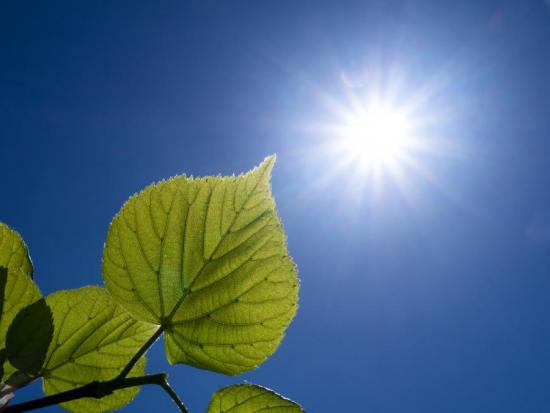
263,153 -> 276,166
258,154 -> 276,175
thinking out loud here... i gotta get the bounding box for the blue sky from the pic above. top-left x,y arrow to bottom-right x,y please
2,1 -> 550,412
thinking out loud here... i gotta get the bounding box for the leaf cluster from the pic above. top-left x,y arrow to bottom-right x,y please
0,157 -> 304,412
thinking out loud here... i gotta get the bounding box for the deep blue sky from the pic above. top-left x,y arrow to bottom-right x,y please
2,1 -> 550,412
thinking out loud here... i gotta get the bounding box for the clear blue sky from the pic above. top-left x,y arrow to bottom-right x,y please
2,1 -> 550,412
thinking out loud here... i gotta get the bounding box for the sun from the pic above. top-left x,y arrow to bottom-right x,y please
306,74 -> 443,197
338,104 -> 414,171
304,69 -> 452,203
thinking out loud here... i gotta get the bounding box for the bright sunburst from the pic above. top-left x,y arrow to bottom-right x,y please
297,68 -> 458,207
339,104 -> 413,170
301,67 -> 454,202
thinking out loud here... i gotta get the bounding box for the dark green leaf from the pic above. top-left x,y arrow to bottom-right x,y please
0,267 -> 41,381
6,299 -> 53,376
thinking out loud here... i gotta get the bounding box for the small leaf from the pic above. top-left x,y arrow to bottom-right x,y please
0,223 -> 33,279
42,286 -> 157,413
0,267 -> 41,380
0,223 -> 39,381
102,156 -> 299,375
206,384 -> 305,413
6,299 -> 53,376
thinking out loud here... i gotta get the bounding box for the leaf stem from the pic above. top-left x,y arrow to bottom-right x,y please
4,373 -> 189,413
116,325 -> 164,380
158,377 -> 189,413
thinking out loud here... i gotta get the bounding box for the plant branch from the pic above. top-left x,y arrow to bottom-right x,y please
4,327 -> 191,413
116,325 -> 164,380
158,377 -> 189,413
4,373 -> 189,413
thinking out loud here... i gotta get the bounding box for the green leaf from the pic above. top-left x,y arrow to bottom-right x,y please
102,156 -> 299,375
42,286 -> 158,413
0,223 -> 39,382
0,222 -> 33,279
0,267 -> 41,381
206,384 -> 305,413
6,299 -> 53,376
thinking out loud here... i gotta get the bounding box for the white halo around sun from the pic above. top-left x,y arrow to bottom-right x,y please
300,69 -> 457,207
329,100 -> 420,178
298,66 -> 457,204
340,105 -> 413,169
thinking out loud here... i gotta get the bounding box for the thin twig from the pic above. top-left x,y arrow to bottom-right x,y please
159,377 -> 189,413
5,327 -> 192,413
4,373 -> 190,413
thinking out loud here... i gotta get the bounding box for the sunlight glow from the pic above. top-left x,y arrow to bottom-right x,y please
340,105 -> 413,170
299,67 -> 458,208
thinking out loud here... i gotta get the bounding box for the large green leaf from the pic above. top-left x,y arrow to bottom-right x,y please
102,156 -> 299,375
206,384 -> 305,413
0,222 -> 33,279
42,286 -> 158,413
